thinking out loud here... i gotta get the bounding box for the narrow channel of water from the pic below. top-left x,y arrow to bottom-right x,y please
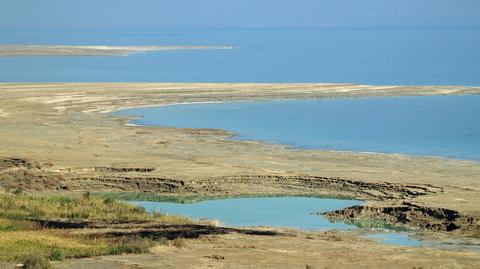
130,197 -> 422,247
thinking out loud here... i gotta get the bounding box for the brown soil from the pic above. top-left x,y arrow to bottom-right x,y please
55,230 -> 480,269
1,83 -> 480,268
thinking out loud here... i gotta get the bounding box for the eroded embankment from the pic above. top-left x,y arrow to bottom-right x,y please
0,157 -> 439,200
2,157 -> 479,234
324,202 -> 480,234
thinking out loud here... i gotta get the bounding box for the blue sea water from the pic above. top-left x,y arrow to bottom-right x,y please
117,95 -> 480,161
1,27 -> 480,85
3,0 -> 479,250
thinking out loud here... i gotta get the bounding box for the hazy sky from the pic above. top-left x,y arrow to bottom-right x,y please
1,0 -> 479,28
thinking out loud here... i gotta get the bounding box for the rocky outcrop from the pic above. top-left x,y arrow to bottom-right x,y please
324,202 -> 480,233
0,157 -> 38,170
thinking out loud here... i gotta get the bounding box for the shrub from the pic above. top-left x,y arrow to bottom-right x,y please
20,253 -> 52,269
172,238 -> 186,248
12,189 -> 23,195
103,197 -> 114,204
82,192 -> 91,199
48,249 -> 64,261
107,236 -> 153,255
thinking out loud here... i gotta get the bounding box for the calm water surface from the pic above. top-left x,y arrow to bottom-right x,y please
1,27 -> 480,85
132,197 -> 360,230
117,95 -> 480,161
131,197 -> 421,247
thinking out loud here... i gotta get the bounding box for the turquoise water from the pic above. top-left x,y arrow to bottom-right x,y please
1,27 -> 480,85
131,197 -> 422,246
132,197 -> 360,230
117,95 -> 480,161
364,232 -> 421,247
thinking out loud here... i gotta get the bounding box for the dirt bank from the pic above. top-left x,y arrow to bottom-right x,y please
55,230 -> 480,269
3,156 -> 479,234
1,83 -> 479,234
1,83 -> 480,268
325,202 -> 480,234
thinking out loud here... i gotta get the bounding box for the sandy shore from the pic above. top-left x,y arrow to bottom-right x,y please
1,83 -> 479,212
0,45 -> 236,56
55,230 -> 480,269
1,83 -> 480,268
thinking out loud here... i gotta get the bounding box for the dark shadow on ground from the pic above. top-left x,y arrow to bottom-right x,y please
36,219 -> 281,240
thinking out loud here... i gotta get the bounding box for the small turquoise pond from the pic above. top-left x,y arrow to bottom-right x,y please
131,197 -> 360,230
130,197 -> 422,247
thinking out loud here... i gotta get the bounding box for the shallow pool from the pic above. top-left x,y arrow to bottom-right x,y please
130,197 -> 423,247
131,197 -> 361,230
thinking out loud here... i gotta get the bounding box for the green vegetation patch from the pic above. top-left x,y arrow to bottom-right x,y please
0,191 -> 190,263
0,230 -> 154,262
0,191 -> 189,224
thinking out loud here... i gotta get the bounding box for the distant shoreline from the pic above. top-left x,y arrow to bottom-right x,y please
0,45 -> 237,56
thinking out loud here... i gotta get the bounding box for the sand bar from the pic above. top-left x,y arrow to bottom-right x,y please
0,45 -> 236,56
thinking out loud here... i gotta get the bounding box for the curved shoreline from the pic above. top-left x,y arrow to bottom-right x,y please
0,83 -> 480,234
113,97 -> 480,163
1,83 -> 480,267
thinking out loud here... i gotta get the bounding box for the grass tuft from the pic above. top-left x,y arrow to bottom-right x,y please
0,191 -> 190,263
20,253 -> 52,269
0,192 -> 189,224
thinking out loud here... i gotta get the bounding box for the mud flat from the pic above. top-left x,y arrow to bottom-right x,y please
0,45 -> 236,56
55,230 -> 480,269
1,83 -> 480,268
